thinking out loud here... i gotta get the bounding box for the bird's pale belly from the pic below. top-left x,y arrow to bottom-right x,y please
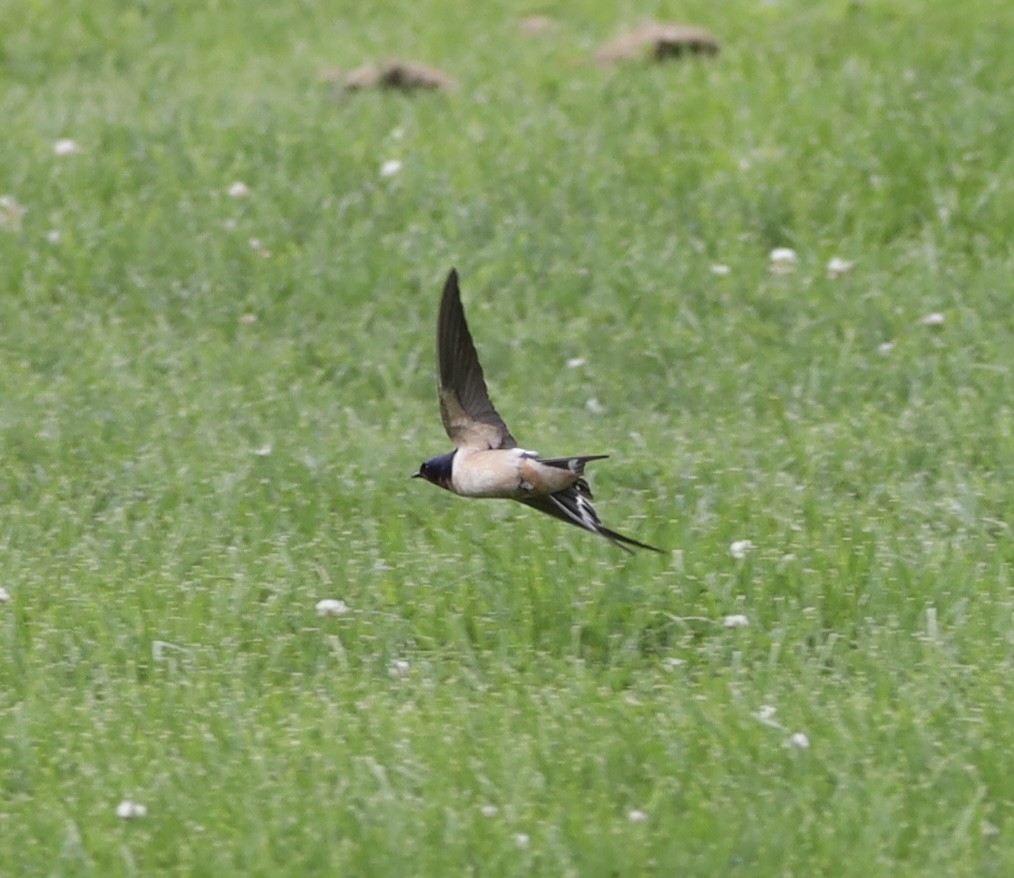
451,449 -> 577,499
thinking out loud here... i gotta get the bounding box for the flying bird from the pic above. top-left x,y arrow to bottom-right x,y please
413,268 -> 661,553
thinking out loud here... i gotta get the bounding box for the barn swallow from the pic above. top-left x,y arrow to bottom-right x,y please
413,268 -> 661,553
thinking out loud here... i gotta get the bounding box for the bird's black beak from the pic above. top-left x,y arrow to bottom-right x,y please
411,471 -> 423,479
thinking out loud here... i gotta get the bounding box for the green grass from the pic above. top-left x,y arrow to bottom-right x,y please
3,0 -> 1014,874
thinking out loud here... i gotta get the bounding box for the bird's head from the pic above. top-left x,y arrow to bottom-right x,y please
411,450 -> 455,491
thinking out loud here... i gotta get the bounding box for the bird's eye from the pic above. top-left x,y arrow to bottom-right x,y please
420,463 -> 429,474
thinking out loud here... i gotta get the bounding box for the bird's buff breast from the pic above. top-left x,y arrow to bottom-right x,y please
451,449 -> 576,499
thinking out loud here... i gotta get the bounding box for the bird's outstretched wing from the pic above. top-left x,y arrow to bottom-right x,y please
520,485 -> 662,554
438,269 -> 517,451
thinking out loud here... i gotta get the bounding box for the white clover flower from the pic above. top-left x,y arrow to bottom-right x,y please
723,614 -> 749,629
585,397 -> 604,414
627,809 -> 649,823
662,657 -> 685,671
709,263 -> 731,276
253,444 -> 273,457
389,659 -> 411,678
53,139 -> 83,156
239,313 -> 258,325
115,800 -> 147,819
380,159 -> 403,178
480,804 -> 500,818
513,832 -> 530,848
248,238 -> 271,257
921,312 -> 945,327
46,229 -> 62,244
315,598 -> 349,617
227,181 -> 251,198
729,539 -> 753,560
826,256 -> 854,278
0,195 -> 27,231
876,340 -> 896,355
769,247 -> 798,274
787,732 -> 811,750
566,357 -> 586,368
756,704 -> 781,728
0,587 -> 10,603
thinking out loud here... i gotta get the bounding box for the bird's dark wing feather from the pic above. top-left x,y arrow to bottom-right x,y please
438,269 -> 517,450
519,486 -> 662,554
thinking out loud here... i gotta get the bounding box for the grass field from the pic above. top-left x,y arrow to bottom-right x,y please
3,0 -> 1014,874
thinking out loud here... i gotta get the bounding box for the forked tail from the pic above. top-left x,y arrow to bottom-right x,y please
536,455 -> 609,476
